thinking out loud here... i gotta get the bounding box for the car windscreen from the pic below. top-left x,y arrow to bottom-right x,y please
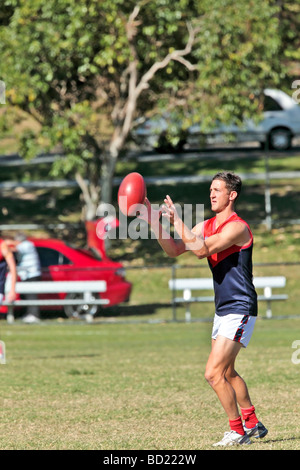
36,246 -> 72,267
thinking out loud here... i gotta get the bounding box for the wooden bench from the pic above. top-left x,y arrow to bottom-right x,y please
3,280 -> 109,323
169,276 -> 287,321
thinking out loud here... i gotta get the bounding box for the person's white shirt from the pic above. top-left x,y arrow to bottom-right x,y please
16,240 -> 41,281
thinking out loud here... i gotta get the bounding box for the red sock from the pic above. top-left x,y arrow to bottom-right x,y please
241,405 -> 259,429
229,416 -> 245,435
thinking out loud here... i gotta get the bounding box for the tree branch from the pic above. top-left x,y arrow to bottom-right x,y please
109,15 -> 198,161
126,5 -> 141,40
111,5 -> 141,147
75,171 -> 91,205
135,22 -> 198,98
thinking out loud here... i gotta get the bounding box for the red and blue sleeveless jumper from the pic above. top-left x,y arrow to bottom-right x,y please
203,213 -> 257,317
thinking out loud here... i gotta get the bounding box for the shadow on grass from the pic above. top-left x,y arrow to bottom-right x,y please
96,302 -> 173,318
30,303 -> 173,321
261,435 -> 300,445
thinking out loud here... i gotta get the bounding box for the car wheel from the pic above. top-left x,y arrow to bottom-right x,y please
268,128 -> 292,151
63,293 -> 100,319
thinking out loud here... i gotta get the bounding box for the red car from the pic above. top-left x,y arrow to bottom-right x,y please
31,238 -> 132,317
1,219 -> 132,318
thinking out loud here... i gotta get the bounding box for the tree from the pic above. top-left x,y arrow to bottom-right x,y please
0,0 -> 198,220
187,0 -> 284,129
276,0 -> 300,83
0,0 -> 287,221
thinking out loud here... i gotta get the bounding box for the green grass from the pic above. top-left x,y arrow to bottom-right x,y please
0,148 -> 300,450
0,318 -> 299,450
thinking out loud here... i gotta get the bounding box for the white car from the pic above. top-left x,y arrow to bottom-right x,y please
131,114 -> 187,152
132,89 -> 300,151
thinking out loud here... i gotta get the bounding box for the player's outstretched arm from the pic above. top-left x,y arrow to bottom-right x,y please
162,195 -> 207,258
162,196 -> 249,259
139,198 -> 186,258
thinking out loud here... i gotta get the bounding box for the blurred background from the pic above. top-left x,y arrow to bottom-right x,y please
0,0 -> 299,323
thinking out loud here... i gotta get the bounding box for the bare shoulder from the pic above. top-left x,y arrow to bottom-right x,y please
223,220 -> 248,233
222,221 -> 251,245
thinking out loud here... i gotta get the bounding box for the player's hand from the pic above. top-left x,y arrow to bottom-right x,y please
138,197 -> 162,226
162,195 -> 180,225
6,289 -> 17,303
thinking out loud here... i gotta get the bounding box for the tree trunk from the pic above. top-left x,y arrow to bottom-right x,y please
99,130 -> 123,206
98,147 -> 119,251
75,171 -> 99,221
100,151 -> 118,206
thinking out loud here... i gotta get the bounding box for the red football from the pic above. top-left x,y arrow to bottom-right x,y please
118,172 -> 147,216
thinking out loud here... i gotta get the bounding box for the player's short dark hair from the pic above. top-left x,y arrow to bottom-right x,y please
212,172 -> 242,199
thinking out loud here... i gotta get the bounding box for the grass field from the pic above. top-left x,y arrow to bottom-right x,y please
0,317 -> 299,450
0,145 -> 300,451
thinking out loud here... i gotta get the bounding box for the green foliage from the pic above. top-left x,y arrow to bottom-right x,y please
0,0 -> 196,182
189,0 -> 284,129
278,1 -> 300,65
0,0 -> 294,212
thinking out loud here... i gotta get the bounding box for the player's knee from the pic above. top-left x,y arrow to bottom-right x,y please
205,357 -> 231,387
204,369 -> 213,386
204,367 -> 222,387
